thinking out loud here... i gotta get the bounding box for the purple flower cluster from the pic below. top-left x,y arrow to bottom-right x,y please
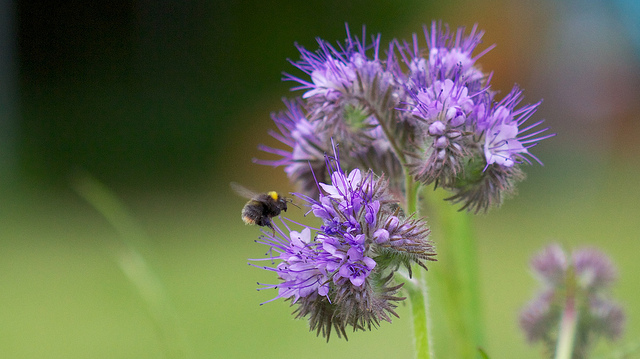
257,22 -> 554,212
253,151 -> 435,340
520,244 -> 625,354
400,23 -> 555,212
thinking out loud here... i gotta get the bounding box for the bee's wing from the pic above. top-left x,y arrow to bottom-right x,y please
230,182 -> 258,199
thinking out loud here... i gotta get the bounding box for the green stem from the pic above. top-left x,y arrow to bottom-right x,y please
361,93 -> 432,358
402,173 -> 433,359
405,172 -> 419,216
423,188 -> 484,359
555,268 -> 578,359
555,299 -> 578,359
403,269 -> 432,359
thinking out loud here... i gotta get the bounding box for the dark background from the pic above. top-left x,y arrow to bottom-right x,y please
12,0 -> 448,189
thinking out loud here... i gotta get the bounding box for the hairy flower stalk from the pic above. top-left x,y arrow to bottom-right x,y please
252,150 -> 435,340
520,245 -> 625,359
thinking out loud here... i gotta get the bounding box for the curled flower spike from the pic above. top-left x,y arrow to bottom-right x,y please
520,244 -> 625,357
251,144 -> 435,340
406,77 -> 480,187
443,87 -> 555,213
397,22 -> 554,212
284,25 -> 406,181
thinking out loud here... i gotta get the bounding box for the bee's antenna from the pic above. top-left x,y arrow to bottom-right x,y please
287,198 -> 301,209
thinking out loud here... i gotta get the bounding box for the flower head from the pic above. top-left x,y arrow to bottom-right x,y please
396,22 -> 554,212
252,144 -> 435,340
424,22 -> 492,85
406,76 -> 480,187
285,26 -> 396,111
258,27 -> 416,197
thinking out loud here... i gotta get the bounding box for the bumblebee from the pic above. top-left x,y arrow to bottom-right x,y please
231,183 -> 289,229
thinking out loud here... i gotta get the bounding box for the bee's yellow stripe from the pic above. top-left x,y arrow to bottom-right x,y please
268,191 -> 278,200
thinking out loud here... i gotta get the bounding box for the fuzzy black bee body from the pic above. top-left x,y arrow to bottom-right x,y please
232,183 -> 289,229
240,191 -> 288,228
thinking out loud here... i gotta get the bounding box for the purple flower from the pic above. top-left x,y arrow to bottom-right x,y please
407,76 -> 481,187
281,25 -> 405,185
424,22 -> 493,84
479,87 -> 554,170
572,247 -> 617,291
261,22 -> 556,212
395,22 -> 555,212
445,86 -> 553,213
253,227 -> 331,304
252,144 -> 435,340
285,26 -> 395,109
397,22 -> 494,99
412,79 -> 475,121
302,57 -> 357,101
530,243 -> 567,286
520,244 -> 625,353
254,98 -> 330,197
519,290 -> 557,343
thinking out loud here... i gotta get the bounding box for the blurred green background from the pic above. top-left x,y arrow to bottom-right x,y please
2,0 -> 639,358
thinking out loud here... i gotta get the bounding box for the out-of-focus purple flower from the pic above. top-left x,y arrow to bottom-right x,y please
519,290 -> 558,343
530,243 -> 567,286
572,248 -> 617,291
252,145 -> 435,340
520,244 -> 625,354
254,98 -> 330,197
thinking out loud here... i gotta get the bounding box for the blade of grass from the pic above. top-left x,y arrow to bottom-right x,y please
71,172 -> 191,359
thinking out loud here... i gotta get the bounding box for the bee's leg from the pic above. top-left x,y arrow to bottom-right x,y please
265,219 -> 276,236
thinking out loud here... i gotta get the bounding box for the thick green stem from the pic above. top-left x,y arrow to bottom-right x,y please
404,269 -> 432,359
423,188 -> 484,359
402,174 -> 433,359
